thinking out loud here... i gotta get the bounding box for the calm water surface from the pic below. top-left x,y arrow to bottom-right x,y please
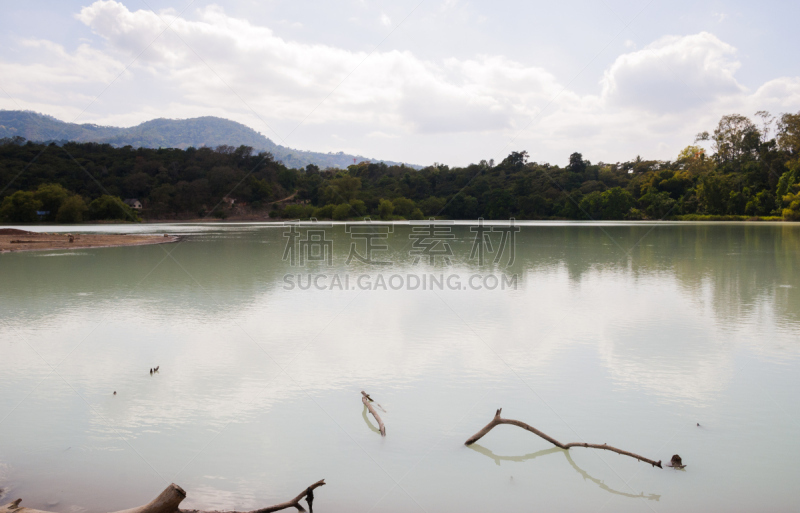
1,222 -> 799,513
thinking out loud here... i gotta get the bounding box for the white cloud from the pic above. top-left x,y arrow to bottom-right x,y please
1,1 -> 800,165
0,37 -> 126,119
70,1 -> 559,135
380,13 -> 392,26
601,32 -> 744,113
752,77 -> 800,108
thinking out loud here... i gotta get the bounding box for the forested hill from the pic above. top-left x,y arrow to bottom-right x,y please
1,111 -> 799,224
0,110 -> 412,169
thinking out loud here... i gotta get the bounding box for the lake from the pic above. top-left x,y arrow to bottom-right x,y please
1,221 -> 799,513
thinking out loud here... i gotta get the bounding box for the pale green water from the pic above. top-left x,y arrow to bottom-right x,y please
1,222 -> 799,513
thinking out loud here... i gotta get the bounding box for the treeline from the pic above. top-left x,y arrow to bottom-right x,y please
0,142 -> 283,222
2,112 -> 800,223
0,183 -> 139,223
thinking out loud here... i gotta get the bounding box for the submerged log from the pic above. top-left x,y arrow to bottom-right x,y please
1,484 -> 187,513
361,390 -> 386,436
1,481 -> 325,513
465,408 -> 663,468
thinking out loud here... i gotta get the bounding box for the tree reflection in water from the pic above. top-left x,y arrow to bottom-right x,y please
467,444 -> 661,501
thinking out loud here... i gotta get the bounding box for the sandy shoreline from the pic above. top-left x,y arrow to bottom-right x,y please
0,229 -> 179,253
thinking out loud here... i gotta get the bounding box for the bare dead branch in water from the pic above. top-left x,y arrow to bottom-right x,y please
465,408 -> 663,468
182,479 -> 325,513
361,391 -> 386,436
2,481 -> 326,513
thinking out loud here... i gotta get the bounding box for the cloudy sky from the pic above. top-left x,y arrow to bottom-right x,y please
1,0 -> 799,166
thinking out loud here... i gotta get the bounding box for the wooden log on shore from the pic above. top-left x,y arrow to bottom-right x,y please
1,481 -> 325,513
465,408 -> 663,468
361,390 -> 385,436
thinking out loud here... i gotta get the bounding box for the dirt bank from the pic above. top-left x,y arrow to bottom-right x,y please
0,229 -> 179,253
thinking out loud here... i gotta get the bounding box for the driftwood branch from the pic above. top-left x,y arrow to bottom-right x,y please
361,391 -> 385,436
1,484 -> 188,513
2,481 -> 326,513
465,408 -> 663,468
362,404 -> 381,434
182,480 -> 325,513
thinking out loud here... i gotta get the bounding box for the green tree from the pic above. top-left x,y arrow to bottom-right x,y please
332,203 -> 352,220
709,114 -> 760,164
781,189 -> 800,220
250,178 -> 273,202
568,152 -> 587,174
677,145 -> 705,162
148,184 -> 175,217
777,111 -> 800,156
696,175 -> 730,214
558,192 -> 584,219
776,160 -> 800,207
378,199 -> 394,220
283,204 -> 313,219
312,204 -> 335,219
321,176 -> 361,205
519,194 -> 548,218
499,151 -> 528,171
657,171 -> 693,198
88,195 -> 139,221
123,172 -> 153,197
445,194 -> 479,219
600,187 -> 635,219
392,197 -> 416,218
639,188 -> 677,218
34,183 -> 70,222
349,199 -> 367,217
578,191 -> 604,219
56,195 -> 88,223
745,190 -> 774,216
0,191 -> 42,223
676,144 -> 714,177
277,169 -> 298,190
485,189 -> 514,219
418,196 -> 446,216
408,208 -> 424,220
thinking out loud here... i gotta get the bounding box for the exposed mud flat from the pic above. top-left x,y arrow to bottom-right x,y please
0,229 -> 178,252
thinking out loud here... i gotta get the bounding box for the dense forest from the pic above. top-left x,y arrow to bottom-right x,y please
1,112 -> 799,223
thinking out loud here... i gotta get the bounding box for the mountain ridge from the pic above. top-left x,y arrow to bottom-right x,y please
0,110 -> 417,169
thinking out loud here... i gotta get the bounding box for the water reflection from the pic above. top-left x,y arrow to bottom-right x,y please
468,444 -> 661,501
361,405 -> 380,434
2,223 -> 798,326
2,222 -> 799,513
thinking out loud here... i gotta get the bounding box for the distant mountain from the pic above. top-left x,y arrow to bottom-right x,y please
0,110 -> 417,169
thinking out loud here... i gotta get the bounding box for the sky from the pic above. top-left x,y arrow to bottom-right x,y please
1,0 -> 799,167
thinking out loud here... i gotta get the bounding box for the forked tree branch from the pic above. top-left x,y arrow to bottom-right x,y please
465,409 -> 662,468
2,481 -> 326,513
361,391 -> 385,436
182,480 -> 326,513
